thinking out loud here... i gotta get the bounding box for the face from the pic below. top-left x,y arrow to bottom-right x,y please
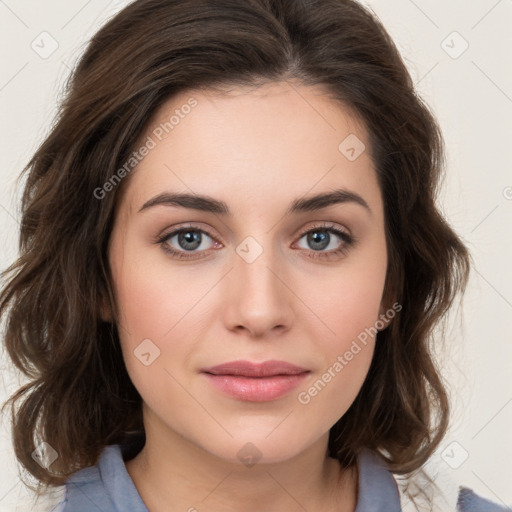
106,81 -> 389,465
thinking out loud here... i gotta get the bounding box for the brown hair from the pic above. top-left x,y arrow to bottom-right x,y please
1,0 -> 470,507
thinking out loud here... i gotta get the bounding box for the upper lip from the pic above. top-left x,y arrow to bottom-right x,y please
201,360 -> 309,377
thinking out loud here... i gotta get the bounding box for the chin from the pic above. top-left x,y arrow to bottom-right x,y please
195,429 -> 318,467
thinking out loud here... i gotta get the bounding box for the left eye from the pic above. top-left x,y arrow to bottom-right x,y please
295,227 -> 350,252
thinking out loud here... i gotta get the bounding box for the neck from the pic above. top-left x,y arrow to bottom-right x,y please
125,411 -> 358,512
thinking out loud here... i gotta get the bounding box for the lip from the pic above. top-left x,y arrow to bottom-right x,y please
201,360 -> 310,402
201,360 -> 309,377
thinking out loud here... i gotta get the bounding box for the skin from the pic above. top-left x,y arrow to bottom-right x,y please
105,81 -> 389,512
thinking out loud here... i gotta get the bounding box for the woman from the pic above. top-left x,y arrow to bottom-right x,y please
1,0 -> 506,510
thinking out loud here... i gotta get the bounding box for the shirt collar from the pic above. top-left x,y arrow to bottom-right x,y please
355,448 -> 402,512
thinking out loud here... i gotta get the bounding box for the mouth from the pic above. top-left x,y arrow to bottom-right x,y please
200,360 -> 310,401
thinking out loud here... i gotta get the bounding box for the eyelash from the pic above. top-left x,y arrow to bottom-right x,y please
155,223 -> 356,261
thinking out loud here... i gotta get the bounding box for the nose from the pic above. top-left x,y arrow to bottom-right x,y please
222,241 -> 294,339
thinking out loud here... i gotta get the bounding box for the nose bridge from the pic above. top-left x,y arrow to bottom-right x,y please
235,233 -> 283,300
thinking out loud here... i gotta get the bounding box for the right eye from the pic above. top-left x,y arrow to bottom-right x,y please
156,225 -> 221,260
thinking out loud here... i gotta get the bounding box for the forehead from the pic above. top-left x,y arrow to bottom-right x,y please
119,81 -> 381,219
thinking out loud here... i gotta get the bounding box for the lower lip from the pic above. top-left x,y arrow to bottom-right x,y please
202,373 -> 309,402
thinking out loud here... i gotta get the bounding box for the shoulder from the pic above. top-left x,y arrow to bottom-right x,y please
395,461 -> 509,512
54,443 -> 148,512
53,445 -> 123,512
456,487 -> 510,512
359,449 -> 509,512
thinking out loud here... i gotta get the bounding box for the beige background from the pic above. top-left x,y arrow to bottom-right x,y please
1,0 -> 511,510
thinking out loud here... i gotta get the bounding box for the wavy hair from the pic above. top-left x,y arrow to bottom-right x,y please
1,0 -> 470,508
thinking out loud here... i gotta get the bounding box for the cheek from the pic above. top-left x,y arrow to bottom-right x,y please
111,245 -> 216,343
294,242 -> 387,416
295,347 -> 373,443
305,246 -> 387,349
110,245 -> 217,398
294,276 -> 383,429
112,258 -> 201,422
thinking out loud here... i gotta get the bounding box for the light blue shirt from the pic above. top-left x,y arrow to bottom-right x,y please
53,444 -> 508,511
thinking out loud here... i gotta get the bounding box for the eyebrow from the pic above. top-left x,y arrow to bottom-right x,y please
138,188 -> 372,216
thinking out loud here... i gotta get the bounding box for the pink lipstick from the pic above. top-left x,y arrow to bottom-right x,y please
201,360 -> 310,402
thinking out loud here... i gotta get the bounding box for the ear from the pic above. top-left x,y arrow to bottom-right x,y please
376,274 -> 399,332
98,292 -> 113,323
376,299 -> 401,331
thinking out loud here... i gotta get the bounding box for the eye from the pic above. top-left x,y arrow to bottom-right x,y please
156,224 -> 218,260
294,223 -> 355,260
